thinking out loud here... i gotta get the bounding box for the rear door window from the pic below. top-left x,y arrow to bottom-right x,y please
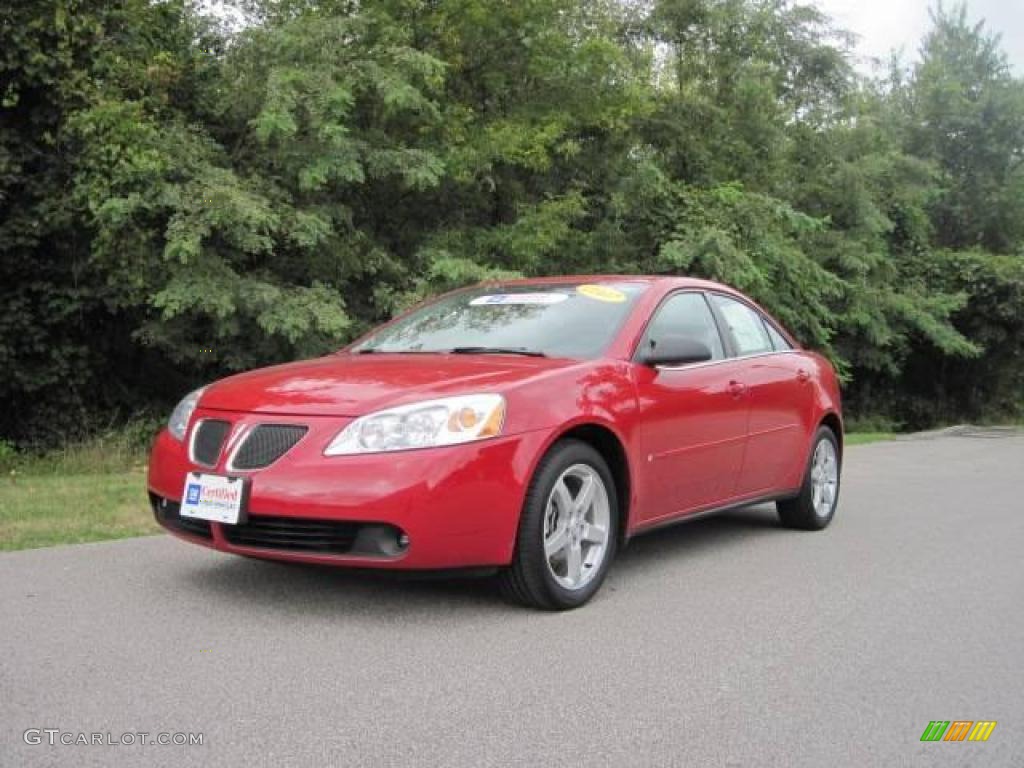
711,295 -> 773,356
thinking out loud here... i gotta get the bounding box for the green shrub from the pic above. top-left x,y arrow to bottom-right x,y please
0,440 -> 18,472
844,414 -> 904,434
7,419 -> 161,476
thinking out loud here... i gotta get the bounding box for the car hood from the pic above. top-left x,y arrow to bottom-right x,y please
199,353 -> 577,417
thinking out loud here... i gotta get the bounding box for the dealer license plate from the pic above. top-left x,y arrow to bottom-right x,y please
180,472 -> 247,525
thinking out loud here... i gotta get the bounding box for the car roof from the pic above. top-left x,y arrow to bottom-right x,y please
479,274 -> 795,348
482,274 -> 737,293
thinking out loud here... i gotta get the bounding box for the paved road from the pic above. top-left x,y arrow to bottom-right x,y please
2,432 -> 1022,767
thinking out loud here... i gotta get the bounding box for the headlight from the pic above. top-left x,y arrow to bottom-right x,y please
167,387 -> 205,442
324,394 -> 506,456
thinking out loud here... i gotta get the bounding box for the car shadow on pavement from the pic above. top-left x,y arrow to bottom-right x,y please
181,554 -> 508,619
179,502 -> 789,617
615,502 -> 786,573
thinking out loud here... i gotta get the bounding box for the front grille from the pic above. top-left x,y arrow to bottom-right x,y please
223,515 -> 361,554
192,419 -> 231,466
151,495 -> 213,540
232,424 -> 307,470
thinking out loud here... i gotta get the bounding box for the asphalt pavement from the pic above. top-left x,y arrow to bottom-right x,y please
2,431 -> 1022,767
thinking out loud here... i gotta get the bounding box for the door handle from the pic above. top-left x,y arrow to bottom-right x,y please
796,368 -> 811,384
728,380 -> 747,398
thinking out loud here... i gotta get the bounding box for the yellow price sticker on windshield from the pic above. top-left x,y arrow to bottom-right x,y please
577,284 -> 627,303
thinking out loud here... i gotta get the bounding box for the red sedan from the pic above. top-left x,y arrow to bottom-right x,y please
149,276 -> 842,609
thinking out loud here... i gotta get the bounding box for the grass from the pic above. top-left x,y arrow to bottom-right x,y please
0,469 -> 158,551
0,422 -> 160,552
0,422 -> 900,552
845,432 -> 897,446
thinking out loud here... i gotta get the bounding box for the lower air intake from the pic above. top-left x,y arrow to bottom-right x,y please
223,516 -> 362,554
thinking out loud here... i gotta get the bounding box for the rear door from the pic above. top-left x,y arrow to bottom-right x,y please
632,291 -> 749,524
709,294 -> 812,496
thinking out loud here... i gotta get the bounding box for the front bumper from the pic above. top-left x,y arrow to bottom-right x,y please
147,409 -> 552,569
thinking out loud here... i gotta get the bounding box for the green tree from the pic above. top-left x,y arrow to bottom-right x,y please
2,0 -> 1022,443
902,3 -> 1024,253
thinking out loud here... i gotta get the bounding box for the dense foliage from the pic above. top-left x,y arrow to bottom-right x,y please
2,0 -> 1022,443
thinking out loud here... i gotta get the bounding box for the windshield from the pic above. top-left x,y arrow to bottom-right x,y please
351,282 -> 648,359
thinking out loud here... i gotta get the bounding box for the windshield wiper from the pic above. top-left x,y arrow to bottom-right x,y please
448,346 -> 547,358
355,348 -> 439,355
356,346 -> 547,357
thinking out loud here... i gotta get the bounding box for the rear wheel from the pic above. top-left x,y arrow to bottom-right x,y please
777,426 -> 841,530
498,439 -> 618,610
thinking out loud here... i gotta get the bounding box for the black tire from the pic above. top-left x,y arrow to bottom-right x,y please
498,439 -> 619,610
777,425 -> 841,530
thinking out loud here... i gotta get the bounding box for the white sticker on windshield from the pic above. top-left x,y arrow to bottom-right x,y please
470,293 -> 569,306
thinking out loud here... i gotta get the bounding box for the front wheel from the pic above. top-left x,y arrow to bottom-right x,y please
777,426 -> 841,530
498,439 -> 618,610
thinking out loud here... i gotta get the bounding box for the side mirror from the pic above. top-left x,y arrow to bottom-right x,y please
640,335 -> 713,367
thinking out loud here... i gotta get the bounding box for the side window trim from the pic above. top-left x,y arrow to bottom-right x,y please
760,317 -> 776,351
706,292 -> 738,359
631,289 -> 730,362
761,316 -> 794,352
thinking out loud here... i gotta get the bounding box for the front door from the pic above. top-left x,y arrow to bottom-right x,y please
633,292 -> 749,524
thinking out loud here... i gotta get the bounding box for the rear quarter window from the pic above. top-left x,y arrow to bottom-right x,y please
763,320 -> 793,351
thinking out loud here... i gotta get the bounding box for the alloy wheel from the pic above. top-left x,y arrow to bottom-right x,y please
542,463 -> 611,590
810,438 -> 839,518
